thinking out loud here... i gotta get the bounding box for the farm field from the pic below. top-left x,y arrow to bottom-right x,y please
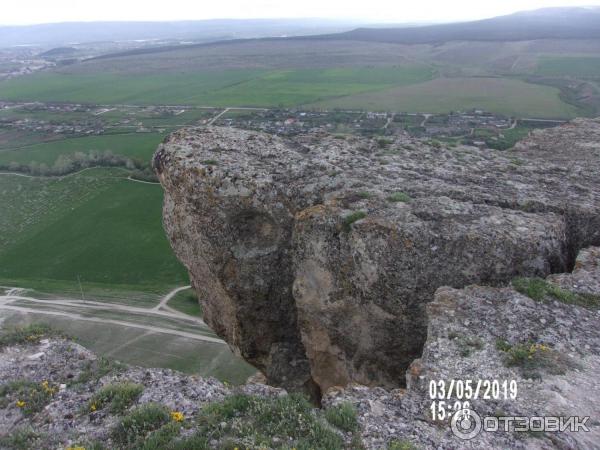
310,77 -> 581,118
535,56 -> 600,78
0,170 -> 188,288
0,132 -> 166,165
0,66 -> 435,107
0,305 -> 254,383
0,70 -> 266,105
0,164 -> 257,380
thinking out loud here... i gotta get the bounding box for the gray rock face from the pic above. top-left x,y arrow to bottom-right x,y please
324,246 -> 600,449
154,119 -> 600,398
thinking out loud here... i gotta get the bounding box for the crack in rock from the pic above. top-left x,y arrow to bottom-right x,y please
155,119 -> 600,400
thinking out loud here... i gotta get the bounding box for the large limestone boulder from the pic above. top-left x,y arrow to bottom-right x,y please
154,119 -> 600,399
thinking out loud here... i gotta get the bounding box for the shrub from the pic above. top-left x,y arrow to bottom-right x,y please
456,336 -> 484,357
88,382 -> 144,413
342,211 -> 367,232
0,426 -> 43,450
377,138 -> 392,148
192,393 -> 353,449
111,403 -> 170,447
512,277 -> 600,309
497,340 -> 576,379
74,357 -> 126,385
387,192 -> 412,203
169,434 -> 209,450
0,380 -> 57,416
0,324 -> 57,349
324,402 -> 359,432
137,422 -> 183,450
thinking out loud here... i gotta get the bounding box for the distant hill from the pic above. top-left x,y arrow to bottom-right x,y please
0,18 -> 365,48
307,7 -> 600,43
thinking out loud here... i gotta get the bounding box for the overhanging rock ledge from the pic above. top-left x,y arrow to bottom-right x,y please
154,119 -> 600,399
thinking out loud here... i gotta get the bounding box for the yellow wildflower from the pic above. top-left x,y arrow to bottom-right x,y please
16,400 -> 26,408
90,403 -> 97,412
171,411 -> 184,422
66,447 -> 86,450
40,380 -> 57,395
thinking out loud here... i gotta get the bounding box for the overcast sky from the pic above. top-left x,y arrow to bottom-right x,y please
2,0 -> 600,26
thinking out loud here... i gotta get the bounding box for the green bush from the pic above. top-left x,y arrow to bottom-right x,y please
497,340 -> 576,379
0,380 -> 56,416
342,211 -> 367,232
137,422 -> 183,450
169,434 -> 209,450
74,357 -> 126,385
111,403 -> 170,447
190,393 -> 356,449
512,277 -> 600,309
0,426 -> 43,450
387,192 -> 411,203
88,382 -> 144,413
324,402 -> 359,433
0,324 -> 57,349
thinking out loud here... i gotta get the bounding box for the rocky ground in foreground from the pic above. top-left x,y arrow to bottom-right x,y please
1,246 -> 599,449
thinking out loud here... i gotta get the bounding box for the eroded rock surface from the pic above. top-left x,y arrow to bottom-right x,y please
325,246 -> 600,449
154,119 -> 600,398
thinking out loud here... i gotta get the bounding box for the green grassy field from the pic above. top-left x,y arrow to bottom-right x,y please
310,77 -> 581,118
0,169 -> 187,290
0,132 -> 166,166
2,311 -> 255,383
0,67 -> 434,107
536,56 -> 600,78
0,70 -> 266,105
168,288 -> 202,317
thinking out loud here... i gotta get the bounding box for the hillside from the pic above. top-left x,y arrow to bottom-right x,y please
0,19 -> 364,48
310,7 -> 600,43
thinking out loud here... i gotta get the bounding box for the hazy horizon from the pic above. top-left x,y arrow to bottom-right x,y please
2,1 -> 600,27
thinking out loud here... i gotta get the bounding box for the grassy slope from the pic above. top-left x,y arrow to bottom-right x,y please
0,67 -> 434,107
310,77 -> 581,118
2,313 -> 255,383
0,170 -> 187,289
0,133 -> 166,166
168,288 -> 202,317
0,70 -> 266,105
536,56 -> 600,78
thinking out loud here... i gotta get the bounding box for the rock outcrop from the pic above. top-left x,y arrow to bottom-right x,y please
154,119 -> 600,399
1,247 -> 598,449
325,246 -> 600,449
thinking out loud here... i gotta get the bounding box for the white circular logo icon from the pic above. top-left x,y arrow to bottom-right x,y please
451,408 -> 482,440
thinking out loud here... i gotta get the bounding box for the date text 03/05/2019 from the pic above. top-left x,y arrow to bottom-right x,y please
429,379 -> 518,422
429,379 -> 518,401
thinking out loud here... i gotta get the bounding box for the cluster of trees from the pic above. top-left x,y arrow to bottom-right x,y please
0,150 -> 156,181
130,167 -> 159,183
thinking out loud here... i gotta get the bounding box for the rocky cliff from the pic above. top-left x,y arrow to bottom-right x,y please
1,246 -> 599,449
154,119 -> 600,399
